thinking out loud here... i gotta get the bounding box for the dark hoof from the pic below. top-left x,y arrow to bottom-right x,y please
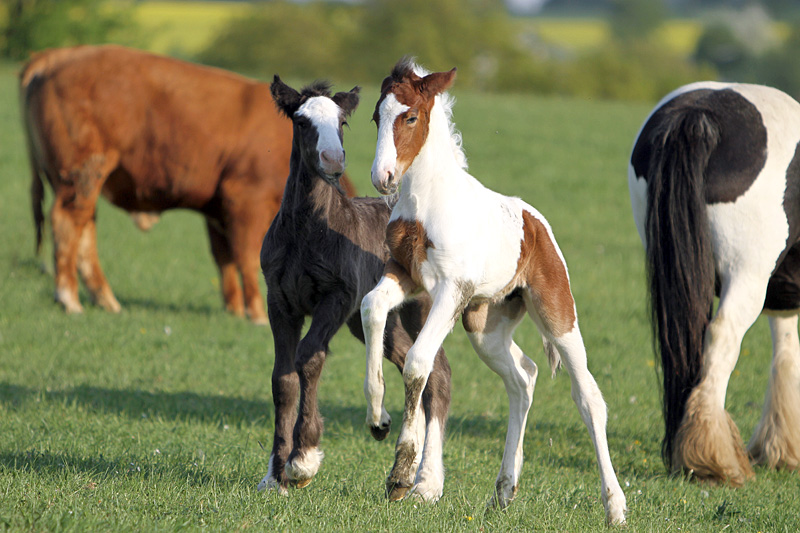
386,480 -> 410,501
370,422 -> 391,441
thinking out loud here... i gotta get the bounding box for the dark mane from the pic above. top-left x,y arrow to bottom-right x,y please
391,56 -> 418,82
300,80 -> 333,99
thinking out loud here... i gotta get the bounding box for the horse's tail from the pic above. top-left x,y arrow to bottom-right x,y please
19,52 -> 49,256
644,107 -> 719,470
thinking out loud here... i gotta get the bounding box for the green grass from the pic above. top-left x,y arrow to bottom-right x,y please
1,59 -> 798,531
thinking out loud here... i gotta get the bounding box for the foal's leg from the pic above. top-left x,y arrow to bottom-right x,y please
748,314 -> 800,470
388,302 -> 451,502
523,288 -> 626,523
284,295 -> 352,486
258,302 -> 302,493
463,297 -> 536,509
361,262 -> 419,440
387,281 -> 466,501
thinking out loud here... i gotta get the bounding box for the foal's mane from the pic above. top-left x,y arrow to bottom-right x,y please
300,80 -> 334,99
390,57 -> 468,170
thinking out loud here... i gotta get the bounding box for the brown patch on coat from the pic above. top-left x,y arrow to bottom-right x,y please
373,61 -> 457,179
462,293 -> 525,334
387,218 -> 435,286
512,211 -> 576,338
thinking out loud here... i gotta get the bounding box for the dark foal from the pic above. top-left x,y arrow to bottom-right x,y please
258,77 -> 451,494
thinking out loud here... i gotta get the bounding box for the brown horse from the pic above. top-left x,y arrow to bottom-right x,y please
259,77 -> 450,493
20,45 -> 355,322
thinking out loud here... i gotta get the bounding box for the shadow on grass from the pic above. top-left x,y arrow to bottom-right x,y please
115,295 -> 222,319
0,382 -> 368,432
0,448 -> 218,486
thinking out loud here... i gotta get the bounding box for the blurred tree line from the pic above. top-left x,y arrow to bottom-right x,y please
3,0 -> 800,101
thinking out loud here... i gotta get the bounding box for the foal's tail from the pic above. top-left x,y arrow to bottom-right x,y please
643,107 -> 719,470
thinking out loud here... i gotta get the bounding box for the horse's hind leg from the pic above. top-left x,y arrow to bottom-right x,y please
673,272 -> 770,486
51,151 -> 119,313
748,314 -> 800,470
77,216 -> 121,312
463,297 -> 534,510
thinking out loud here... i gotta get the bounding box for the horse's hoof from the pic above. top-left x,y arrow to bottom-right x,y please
370,422 -> 391,441
386,480 -> 410,501
295,478 -> 312,489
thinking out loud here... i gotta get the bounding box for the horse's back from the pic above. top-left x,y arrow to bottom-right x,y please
630,81 -> 800,311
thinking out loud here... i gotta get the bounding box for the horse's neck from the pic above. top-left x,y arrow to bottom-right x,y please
281,148 -> 339,220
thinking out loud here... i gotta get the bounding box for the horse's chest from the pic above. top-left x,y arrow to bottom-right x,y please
386,218 -> 435,285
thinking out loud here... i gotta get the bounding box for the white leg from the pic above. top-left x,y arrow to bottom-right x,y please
257,454 -> 288,496
551,327 -> 627,525
361,275 -> 409,438
674,275 -> 768,485
410,413 -> 445,502
466,304 -> 536,509
748,314 -> 800,469
387,282 -> 464,500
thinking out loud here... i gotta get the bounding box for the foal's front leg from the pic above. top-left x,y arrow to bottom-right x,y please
258,302 -> 302,493
388,281 -> 467,500
361,264 -> 419,440
284,296 -> 352,487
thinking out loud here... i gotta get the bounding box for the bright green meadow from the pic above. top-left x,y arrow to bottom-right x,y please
0,59 -> 797,531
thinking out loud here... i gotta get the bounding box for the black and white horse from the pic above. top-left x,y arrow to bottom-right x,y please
629,81 -> 800,485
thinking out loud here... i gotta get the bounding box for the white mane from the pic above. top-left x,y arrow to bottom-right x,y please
410,62 -> 468,170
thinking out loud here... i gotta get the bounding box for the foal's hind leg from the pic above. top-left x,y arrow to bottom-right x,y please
463,297 -> 535,509
748,314 -> 800,470
284,295 -> 352,487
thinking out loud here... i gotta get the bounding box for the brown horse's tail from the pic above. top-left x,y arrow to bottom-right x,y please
644,107 -> 720,470
19,51 -> 52,256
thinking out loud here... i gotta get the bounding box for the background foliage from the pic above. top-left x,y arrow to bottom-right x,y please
4,0 -> 800,100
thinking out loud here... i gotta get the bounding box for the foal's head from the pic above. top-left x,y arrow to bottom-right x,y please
271,75 -> 360,183
371,58 -> 457,195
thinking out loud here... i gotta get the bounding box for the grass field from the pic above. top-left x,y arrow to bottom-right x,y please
1,58 -> 798,531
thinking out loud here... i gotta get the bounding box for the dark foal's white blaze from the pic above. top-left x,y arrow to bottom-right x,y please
296,96 -> 347,178
629,81 -> 800,483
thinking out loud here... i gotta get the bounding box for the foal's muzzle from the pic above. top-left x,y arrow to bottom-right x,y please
372,169 -> 399,195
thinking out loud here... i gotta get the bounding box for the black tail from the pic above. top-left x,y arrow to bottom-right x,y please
644,108 -> 719,470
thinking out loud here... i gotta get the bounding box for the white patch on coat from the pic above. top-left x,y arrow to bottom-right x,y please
296,96 -> 344,167
372,93 -> 409,188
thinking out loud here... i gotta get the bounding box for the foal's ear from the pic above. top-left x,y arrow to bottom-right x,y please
270,75 -> 302,118
332,86 -> 360,117
419,68 -> 457,97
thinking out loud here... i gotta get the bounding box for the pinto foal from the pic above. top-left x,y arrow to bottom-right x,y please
360,59 -> 627,524
259,77 -> 450,494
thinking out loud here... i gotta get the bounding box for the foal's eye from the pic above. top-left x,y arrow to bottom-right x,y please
406,116 -> 418,125
342,120 -> 349,128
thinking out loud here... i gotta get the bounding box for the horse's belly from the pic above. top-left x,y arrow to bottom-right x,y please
765,243 -> 800,312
